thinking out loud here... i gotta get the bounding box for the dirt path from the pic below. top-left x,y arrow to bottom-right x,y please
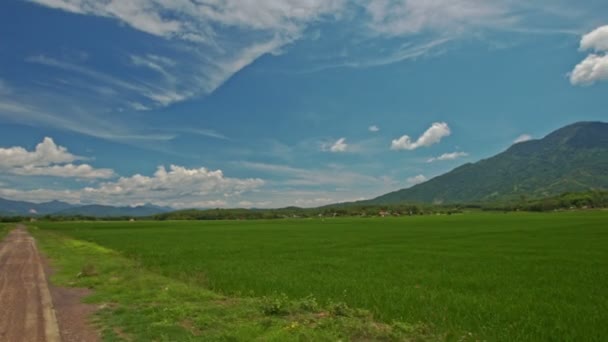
0,225 -> 62,341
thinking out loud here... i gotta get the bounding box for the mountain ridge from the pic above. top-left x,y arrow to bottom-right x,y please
0,198 -> 170,217
366,121 -> 608,205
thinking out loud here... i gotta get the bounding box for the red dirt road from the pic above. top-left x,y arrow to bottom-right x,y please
0,226 -> 62,341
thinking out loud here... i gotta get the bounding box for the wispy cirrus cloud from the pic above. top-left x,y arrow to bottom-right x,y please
239,161 -> 380,188
4,0 -> 598,152
0,93 -> 175,143
364,0 -> 516,37
25,0 -> 592,112
27,0 -> 345,108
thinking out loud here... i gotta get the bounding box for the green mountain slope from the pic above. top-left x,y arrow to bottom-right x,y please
369,121 -> 608,204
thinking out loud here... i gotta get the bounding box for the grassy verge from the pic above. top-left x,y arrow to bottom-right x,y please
31,227 -> 440,341
0,224 -> 11,241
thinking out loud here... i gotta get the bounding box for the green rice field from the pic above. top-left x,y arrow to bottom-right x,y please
37,212 -> 608,341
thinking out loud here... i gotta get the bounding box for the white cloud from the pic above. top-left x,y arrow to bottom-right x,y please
176,128 -> 228,140
0,188 -> 82,204
239,161 -> 385,188
82,165 -> 264,206
12,164 -> 115,179
580,25 -> 608,52
427,151 -> 468,163
570,25 -> 608,86
0,137 -> 114,179
26,54 -> 193,108
391,122 -> 451,150
406,174 -> 427,186
0,164 -> 264,208
0,137 -> 78,168
28,0 -> 346,107
570,53 -> 608,86
0,96 -> 177,147
369,125 -> 380,132
365,0 -> 515,37
513,134 -> 533,144
24,0 -> 591,114
328,137 -> 348,153
129,102 -> 151,111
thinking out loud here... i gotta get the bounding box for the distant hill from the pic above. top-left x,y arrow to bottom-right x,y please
0,198 -> 76,216
0,198 -> 170,217
368,121 -> 608,204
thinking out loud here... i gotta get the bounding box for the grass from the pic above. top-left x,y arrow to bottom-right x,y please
0,224 -> 10,240
31,227 -> 437,341
35,211 -> 608,341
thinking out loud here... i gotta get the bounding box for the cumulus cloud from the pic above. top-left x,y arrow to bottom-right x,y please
391,122 -> 451,150
406,174 -> 427,186
85,165 -> 264,197
0,137 -> 77,168
570,54 -> 608,86
580,25 -> 608,52
12,164 -> 115,179
513,134 -> 533,144
0,164 -> 264,208
369,125 -> 380,132
0,137 -> 114,179
570,25 -> 608,86
427,151 -> 468,163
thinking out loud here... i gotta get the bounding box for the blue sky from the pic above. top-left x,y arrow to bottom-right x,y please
0,0 -> 607,208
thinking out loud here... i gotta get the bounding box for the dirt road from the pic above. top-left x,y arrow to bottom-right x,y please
0,225 -> 61,342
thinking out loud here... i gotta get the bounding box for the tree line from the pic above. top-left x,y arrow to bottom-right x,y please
1,191 -> 606,222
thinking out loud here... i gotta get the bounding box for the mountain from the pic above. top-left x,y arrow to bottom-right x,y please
0,198 -> 170,217
369,121 -> 608,204
0,198 -> 76,216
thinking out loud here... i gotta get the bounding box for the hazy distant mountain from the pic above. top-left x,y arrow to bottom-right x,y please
0,198 -> 170,217
369,121 -> 608,204
0,198 -> 76,216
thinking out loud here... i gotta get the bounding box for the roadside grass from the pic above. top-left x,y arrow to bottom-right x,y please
35,212 -> 608,341
31,227 -> 439,341
0,224 -> 10,240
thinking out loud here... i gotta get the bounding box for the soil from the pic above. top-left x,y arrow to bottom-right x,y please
0,225 -> 100,341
